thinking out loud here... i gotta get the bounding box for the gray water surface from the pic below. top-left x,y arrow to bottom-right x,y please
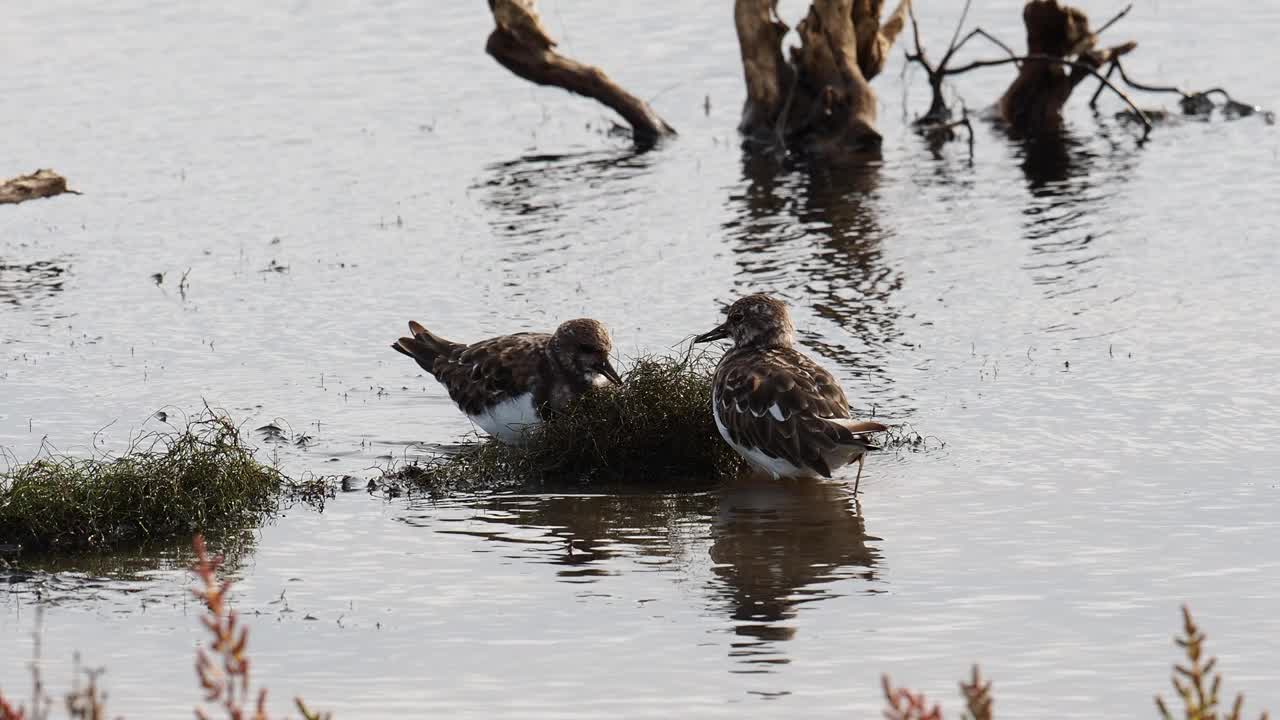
3,1 -> 1280,717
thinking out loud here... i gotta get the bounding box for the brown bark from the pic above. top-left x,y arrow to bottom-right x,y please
0,169 -> 75,205
792,0 -> 881,153
734,0 -> 909,154
485,0 -> 674,147
998,0 -> 1135,134
854,0 -> 911,81
734,0 -> 792,136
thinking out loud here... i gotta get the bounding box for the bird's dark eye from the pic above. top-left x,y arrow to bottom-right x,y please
728,312 -> 743,323
578,343 -> 596,353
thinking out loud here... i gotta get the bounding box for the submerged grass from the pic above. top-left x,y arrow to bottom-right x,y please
0,411 -> 306,552
378,351 -> 743,495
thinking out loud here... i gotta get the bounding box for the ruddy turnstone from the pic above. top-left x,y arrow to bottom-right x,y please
694,293 -> 887,485
392,318 -> 622,444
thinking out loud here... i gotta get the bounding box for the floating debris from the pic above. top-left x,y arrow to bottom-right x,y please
0,169 -> 78,205
879,422 -> 944,452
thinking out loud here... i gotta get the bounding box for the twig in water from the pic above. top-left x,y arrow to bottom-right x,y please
1088,60 -> 1119,107
948,27 -> 1019,64
940,0 -> 974,70
903,2 -> 1016,127
1094,3 -> 1134,37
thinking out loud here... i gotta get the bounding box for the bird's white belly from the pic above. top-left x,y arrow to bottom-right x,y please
711,393 -> 818,480
468,393 -> 541,445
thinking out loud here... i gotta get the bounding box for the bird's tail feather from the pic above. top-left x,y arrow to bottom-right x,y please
825,418 -> 889,450
391,321 -> 458,374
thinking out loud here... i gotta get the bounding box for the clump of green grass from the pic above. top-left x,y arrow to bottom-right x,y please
378,351 -> 743,495
0,411 -> 297,552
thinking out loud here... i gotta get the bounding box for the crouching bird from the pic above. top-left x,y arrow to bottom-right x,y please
694,294 -> 887,488
392,318 -> 622,444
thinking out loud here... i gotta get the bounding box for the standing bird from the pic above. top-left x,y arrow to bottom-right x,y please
694,294 -> 887,486
391,318 -> 622,444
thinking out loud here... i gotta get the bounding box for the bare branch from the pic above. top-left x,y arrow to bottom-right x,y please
951,27 -> 1019,63
1105,60 -> 1273,120
1088,60 -> 1118,107
1112,60 -> 1187,97
903,2 -> 945,122
939,0 -> 973,69
903,2 -> 1013,126
947,52 -> 1152,137
1094,3 -> 1134,37
906,0 -> 924,61
485,0 -> 675,146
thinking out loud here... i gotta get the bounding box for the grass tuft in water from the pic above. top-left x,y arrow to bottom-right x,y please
377,351 -> 743,495
0,411 -> 293,552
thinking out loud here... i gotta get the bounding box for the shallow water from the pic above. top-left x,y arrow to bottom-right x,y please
3,1 -> 1280,717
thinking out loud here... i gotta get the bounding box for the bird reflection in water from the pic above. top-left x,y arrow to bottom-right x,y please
417,468 -> 882,678
709,473 -> 879,671
425,475 -> 880,673
423,489 -> 716,581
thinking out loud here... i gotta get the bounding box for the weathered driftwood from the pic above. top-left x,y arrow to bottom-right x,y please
0,170 -> 76,205
734,0 -> 910,154
484,0 -> 674,147
905,0 -> 1148,140
996,0 -> 1136,135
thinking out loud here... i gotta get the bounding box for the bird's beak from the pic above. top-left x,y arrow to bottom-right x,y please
597,358 -> 623,385
693,323 -> 730,344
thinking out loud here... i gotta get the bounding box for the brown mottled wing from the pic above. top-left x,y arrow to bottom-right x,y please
715,347 -> 853,477
431,333 -> 550,416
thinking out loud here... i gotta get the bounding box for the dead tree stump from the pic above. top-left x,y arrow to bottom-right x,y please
484,0 -> 675,147
998,0 -> 1135,134
735,0 -> 909,155
0,170 -> 75,206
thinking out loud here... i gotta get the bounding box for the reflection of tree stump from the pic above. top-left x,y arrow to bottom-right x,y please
484,0 -> 675,147
0,170 -> 75,206
735,0 -> 909,155
998,0 -> 1134,134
